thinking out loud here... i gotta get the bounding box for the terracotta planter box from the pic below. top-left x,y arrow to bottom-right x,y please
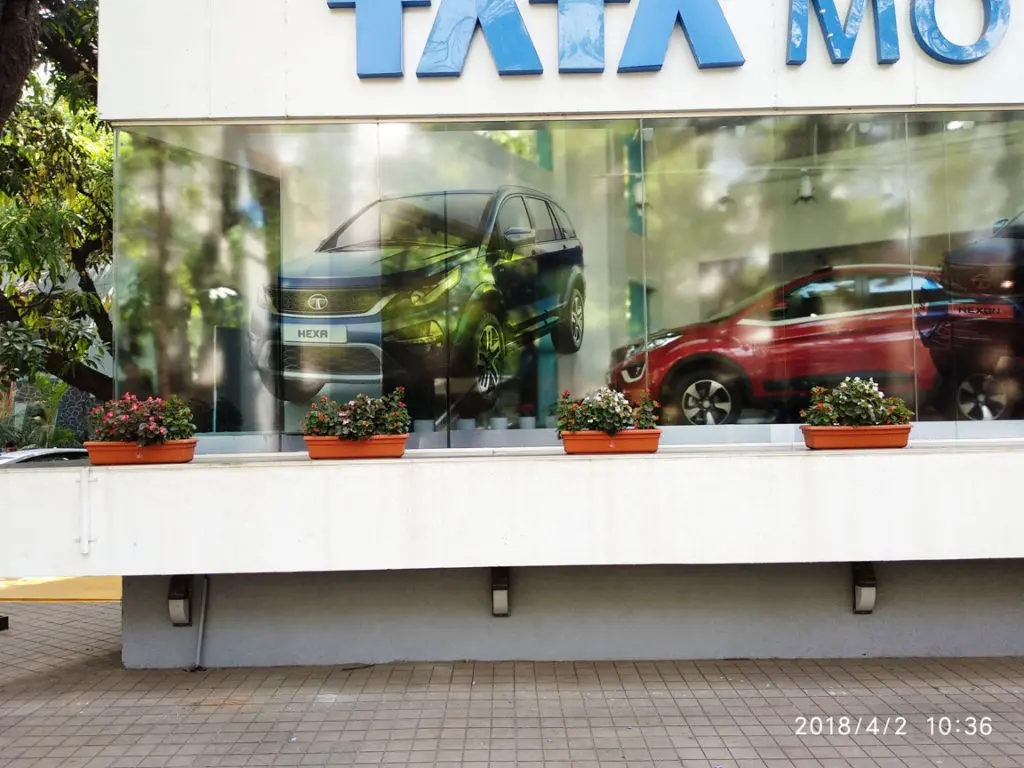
304,434 -> 409,460
801,424 -> 912,450
84,438 -> 198,466
561,429 -> 661,455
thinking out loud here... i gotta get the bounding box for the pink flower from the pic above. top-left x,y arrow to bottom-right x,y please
159,427 -> 167,435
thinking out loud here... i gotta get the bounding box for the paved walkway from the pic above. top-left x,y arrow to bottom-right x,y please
3,604 -> 1024,767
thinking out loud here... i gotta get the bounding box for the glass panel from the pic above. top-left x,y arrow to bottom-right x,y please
114,125 -> 381,449
373,121 -> 638,445
907,111 -> 1024,433
635,114 -> 916,440
629,117 -> 783,439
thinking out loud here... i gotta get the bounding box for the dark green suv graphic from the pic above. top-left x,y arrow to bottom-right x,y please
250,187 -> 586,416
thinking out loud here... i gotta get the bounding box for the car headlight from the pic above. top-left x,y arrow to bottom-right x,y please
623,332 -> 682,360
645,332 -> 682,352
409,268 -> 461,306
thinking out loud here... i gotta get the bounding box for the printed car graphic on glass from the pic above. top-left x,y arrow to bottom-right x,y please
608,264 -> 948,426
250,187 -> 585,416
917,214 -> 1024,420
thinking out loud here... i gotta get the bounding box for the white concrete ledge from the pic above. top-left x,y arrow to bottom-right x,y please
3,439 -> 1024,577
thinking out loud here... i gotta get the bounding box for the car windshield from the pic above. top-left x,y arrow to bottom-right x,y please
318,193 -> 492,253
705,282 -> 781,322
994,208 -> 1024,238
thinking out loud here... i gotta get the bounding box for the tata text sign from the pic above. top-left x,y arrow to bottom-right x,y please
332,0 -> 1009,78
97,0 -> 1023,121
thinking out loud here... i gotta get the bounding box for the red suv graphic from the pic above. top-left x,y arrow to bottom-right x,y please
608,265 -> 944,426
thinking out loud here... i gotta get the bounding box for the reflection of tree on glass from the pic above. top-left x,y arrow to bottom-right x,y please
115,133 -> 279,433
250,187 -> 586,423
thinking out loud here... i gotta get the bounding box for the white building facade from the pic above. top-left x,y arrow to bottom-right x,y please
11,0 -> 1022,666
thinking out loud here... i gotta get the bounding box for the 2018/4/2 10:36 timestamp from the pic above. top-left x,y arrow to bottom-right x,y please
794,716 -> 993,736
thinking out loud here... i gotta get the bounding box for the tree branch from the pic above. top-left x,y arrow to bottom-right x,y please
69,238 -> 113,347
43,352 -> 111,400
1,277 -> 113,401
37,19 -> 97,103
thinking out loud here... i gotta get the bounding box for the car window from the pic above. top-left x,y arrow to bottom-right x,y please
319,193 -> 492,252
524,198 -> 557,242
867,273 -> 945,308
784,276 -> 861,319
494,196 -> 531,246
551,204 -> 576,239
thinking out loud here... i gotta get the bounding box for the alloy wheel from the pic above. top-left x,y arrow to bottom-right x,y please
682,378 -> 733,425
570,292 -> 584,348
957,373 -> 1010,420
475,323 -> 503,394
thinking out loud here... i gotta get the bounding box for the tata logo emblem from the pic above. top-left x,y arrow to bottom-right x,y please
972,275 -> 992,291
328,0 -> 1010,79
307,294 -> 330,311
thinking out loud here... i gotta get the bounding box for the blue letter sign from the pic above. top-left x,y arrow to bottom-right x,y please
787,0 -> 900,65
911,0 -> 1009,65
529,0 -> 629,74
327,0 -> 430,79
417,0 -> 544,77
617,0 -> 744,73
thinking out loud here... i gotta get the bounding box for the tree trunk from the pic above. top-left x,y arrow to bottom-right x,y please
0,0 -> 40,135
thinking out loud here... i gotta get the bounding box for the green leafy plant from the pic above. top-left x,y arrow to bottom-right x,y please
302,387 -> 411,441
555,387 -> 659,437
801,377 -> 913,427
88,393 -> 196,446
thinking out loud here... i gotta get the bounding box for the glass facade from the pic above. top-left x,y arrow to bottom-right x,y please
113,113 -> 1024,449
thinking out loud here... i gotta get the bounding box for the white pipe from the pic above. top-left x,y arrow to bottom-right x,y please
192,576 -> 210,670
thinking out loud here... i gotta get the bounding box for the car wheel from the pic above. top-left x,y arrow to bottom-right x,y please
552,285 -> 585,354
456,311 -> 506,417
954,372 -> 1015,421
664,368 -> 743,426
258,370 -> 325,404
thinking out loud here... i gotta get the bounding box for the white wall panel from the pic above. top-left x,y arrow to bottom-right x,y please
3,442 -> 1024,578
98,0 -> 1024,122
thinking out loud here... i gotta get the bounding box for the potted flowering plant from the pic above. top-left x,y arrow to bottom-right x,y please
555,387 -> 660,454
84,394 -> 197,465
302,387 -> 411,460
800,377 -> 913,450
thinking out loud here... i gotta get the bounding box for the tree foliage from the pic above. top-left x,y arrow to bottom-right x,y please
0,0 -> 110,400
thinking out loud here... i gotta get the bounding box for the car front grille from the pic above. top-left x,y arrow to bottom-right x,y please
281,345 -> 381,375
270,287 -> 382,316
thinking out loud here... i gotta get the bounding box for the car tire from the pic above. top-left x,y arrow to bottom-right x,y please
552,285 -> 585,354
456,310 -> 506,417
663,368 -> 744,426
258,370 -> 325,405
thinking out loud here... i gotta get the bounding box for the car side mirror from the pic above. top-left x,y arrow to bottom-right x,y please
994,218 -> 1010,234
504,227 -> 536,247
